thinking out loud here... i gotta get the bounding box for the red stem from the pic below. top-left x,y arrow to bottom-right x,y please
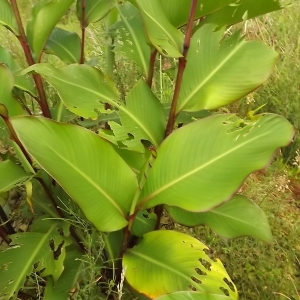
9,0 -> 51,118
147,49 -> 157,87
80,0 -> 86,64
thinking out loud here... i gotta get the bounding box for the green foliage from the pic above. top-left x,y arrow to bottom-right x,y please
0,0 -> 294,299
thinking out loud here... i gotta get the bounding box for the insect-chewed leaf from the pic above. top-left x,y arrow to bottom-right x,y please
123,230 -> 238,299
154,291 -> 235,300
138,114 -> 294,212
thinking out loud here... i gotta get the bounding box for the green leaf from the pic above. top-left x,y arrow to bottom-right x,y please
138,114 -> 294,212
0,160 -> 31,193
10,116 -> 138,232
204,0 -> 284,28
155,291 -> 235,300
176,24 -> 278,113
44,246 -> 84,300
0,46 -> 36,96
131,210 -> 157,237
134,0 -> 184,57
0,0 -> 19,34
27,0 -> 74,61
167,195 -> 273,242
77,0 -> 115,26
0,223 -> 62,299
107,80 -> 165,152
123,230 -> 237,299
0,64 -> 24,116
160,0 -> 233,28
114,2 -> 150,77
44,27 -> 81,64
22,63 -> 118,119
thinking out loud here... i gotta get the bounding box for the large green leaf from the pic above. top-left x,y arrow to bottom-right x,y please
138,114 -> 294,212
10,116 -> 138,232
0,223 -> 61,299
160,0 -> 233,28
155,291 -> 235,300
176,24 -> 278,113
44,246 -> 84,300
0,64 -> 24,116
114,2 -> 150,77
134,0 -> 184,57
0,46 -> 36,95
107,80 -> 165,152
76,0 -> 115,26
0,160 -> 31,192
27,0 -> 74,61
45,27 -> 81,64
123,230 -> 237,299
204,0 -> 284,28
167,195 -> 273,242
0,0 -> 19,34
23,63 -> 119,119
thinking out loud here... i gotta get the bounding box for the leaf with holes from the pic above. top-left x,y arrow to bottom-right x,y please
134,0 -> 184,57
27,0 -> 74,61
138,114 -> 294,212
176,24 -> 278,113
44,27 -> 81,64
0,0 -> 19,34
106,80 -> 165,152
123,230 -> 238,299
131,210 -> 157,237
0,160 -> 31,193
167,195 -> 273,242
114,2 -> 150,77
10,116 -> 138,232
154,291 -> 235,300
77,0 -> 115,26
0,223 -> 63,299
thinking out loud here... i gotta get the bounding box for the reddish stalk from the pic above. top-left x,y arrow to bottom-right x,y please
80,0 -> 86,64
155,0 -> 198,229
9,0 -> 51,118
147,49 -> 157,87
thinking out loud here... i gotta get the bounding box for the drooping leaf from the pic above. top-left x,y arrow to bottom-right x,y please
176,24 -> 278,113
167,195 -> 273,242
155,291 -> 235,300
0,46 -> 36,96
138,114 -> 294,212
107,80 -> 165,152
114,2 -> 150,77
44,246 -> 84,300
134,0 -> 184,57
160,0 -> 233,28
44,27 -> 81,64
23,63 -> 119,119
0,160 -> 31,193
27,0 -> 74,61
204,0 -> 285,28
0,223 -> 62,299
123,230 -> 237,299
10,116 -> 138,232
0,0 -> 19,34
0,64 -> 24,116
76,0 -> 115,26
131,210 -> 157,237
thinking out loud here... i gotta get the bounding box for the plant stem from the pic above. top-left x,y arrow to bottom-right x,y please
165,0 -> 198,137
9,0 -> 51,118
155,0 -> 198,228
147,49 -> 157,87
80,0 -> 86,64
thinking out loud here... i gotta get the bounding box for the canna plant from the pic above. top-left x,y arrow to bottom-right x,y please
0,0 -> 295,299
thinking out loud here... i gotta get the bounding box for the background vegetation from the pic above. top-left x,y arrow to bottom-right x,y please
0,1 -> 299,299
